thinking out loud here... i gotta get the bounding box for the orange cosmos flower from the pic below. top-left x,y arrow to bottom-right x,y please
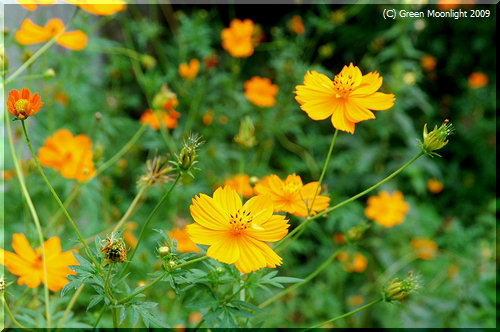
202,109 -> 214,126
189,312 -> 203,325
7,88 -> 44,119
342,252 -> 367,273
289,15 -> 305,35
333,233 -> 345,244
179,59 -> 200,80
221,19 -> 256,58
66,0 -> 126,16
0,234 -> 79,292
140,109 -> 181,130
365,191 -> 409,228
244,76 -> 279,107
16,18 -> 88,50
187,186 -> 289,274
224,174 -> 254,198
18,0 -> 55,11
421,55 -> 437,71
426,178 -> 444,194
38,129 -> 96,182
347,295 -> 364,307
411,237 -> 438,260
468,72 -> 488,89
295,63 -> 395,134
254,174 -> 330,217
168,227 -> 200,253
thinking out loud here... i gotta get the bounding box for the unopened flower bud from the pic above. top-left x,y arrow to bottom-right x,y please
141,54 -> 157,70
383,271 -> 421,302
216,267 -> 224,274
346,223 -> 370,243
234,116 -> 257,149
168,260 -> 176,268
158,246 -> 170,257
152,84 -> 178,110
175,133 -> 203,172
44,68 -> 56,78
420,120 -> 453,157
94,112 -> 102,122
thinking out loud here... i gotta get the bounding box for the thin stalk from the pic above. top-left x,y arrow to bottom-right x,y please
259,246 -> 344,309
56,284 -> 85,330
21,120 -> 98,269
119,174 -> 181,277
5,111 -> 51,328
4,8 -> 79,86
304,298 -> 383,330
117,255 -> 209,304
1,296 -> 28,329
6,72 -> 54,84
112,184 -> 150,233
307,129 -> 338,216
93,305 -> 107,328
275,152 -> 425,250
112,307 -> 119,328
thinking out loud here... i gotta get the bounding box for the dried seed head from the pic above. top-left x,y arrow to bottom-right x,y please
138,152 -> 174,187
100,233 -> 127,266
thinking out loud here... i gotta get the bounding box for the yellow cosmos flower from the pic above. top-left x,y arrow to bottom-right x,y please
179,59 -> 200,80
426,178 -> 443,194
254,174 -> 330,217
365,190 -> 409,228
295,63 -> 395,134
224,174 -> 254,198
186,186 -> 289,274
244,76 -> 279,107
411,237 -> 438,260
168,227 -> 200,253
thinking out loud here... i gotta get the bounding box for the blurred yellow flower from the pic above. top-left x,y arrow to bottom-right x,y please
224,174 -> 254,198
295,63 -> 395,134
411,237 -> 438,260
66,0 -> 126,16
16,18 -> 88,50
221,18 -> 255,58
38,129 -> 96,182
468,72 -> 488,89
342,252 -> 367,273
18,0 -> 55,11
140,109 -> 180,130
426,178 -> 443,194
179,59 -> 200,80
244,76 -> 279,107
347,295 -> 364,307
187,186 -> 289,273
254,174 -> 330,217
365,191 -> 409,228
168,227 -> 200,253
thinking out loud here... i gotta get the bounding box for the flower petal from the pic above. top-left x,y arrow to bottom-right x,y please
12,233 -> 36,263
344,99 -> 375,123
351,72 -> 383,96
206,234 -> 240,264
213,186 -> 242,216
242,194 -> 273,225
246,215 -> 289,242
234,236 -> 267,273
186,223 -> 228,246
331,102 -> 355,134
349,92 -> 395,111
16,19 -> 51,44
57,30 -> 88,50
190,194 -> 230,231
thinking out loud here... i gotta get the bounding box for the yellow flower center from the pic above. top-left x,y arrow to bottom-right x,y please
283,179 -> 301,195
229,209 -> 253,232
14,99 -> 29,113
333,72 -> 356,98
32,253 -> 44,269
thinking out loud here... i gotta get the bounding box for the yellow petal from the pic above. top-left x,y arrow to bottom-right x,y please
351,72 -> 383,96
331,103 -> 355,134
213,186 -> 242,216
234,236 -> 267,273
186,223 -> 228,246
246,215 -> 289,242
57,30 -> 88,50
12,233 -> 36,263
344,99 -> 375,123
349,92 -> 395,111
190,194 -> 230,231
242,195 -> 273,225
206,234 -> 240,264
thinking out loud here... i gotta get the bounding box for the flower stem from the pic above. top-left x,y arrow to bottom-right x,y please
307,129 -> 338,216
93,305 -> 107,328
275,151 -> 425,250
304,298 -> 383,330
259,246 -> 345,309
112,184 -> 150,233
56,284 -> 85,330
20,120 -> 99,269
118,174 -> 181,278
117,255 -> 209,304
112,307 -> 119,328
1,296 -> 26,329
4,7 -> 80,86
5,106 -> 51,328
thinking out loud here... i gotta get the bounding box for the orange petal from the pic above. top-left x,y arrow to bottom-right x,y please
57,31 -> 88,50
331,103 -> 355,134
16,19 -> 51,44
206,234 -> 240,264
12,233 -> 36,263
344,100 -> 375,123
349,92 -> 395,111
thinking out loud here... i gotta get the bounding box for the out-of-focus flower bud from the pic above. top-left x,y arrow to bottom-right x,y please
346,223 -> 370,243
234,116 -> 257,149
420,119 -> 453,157
152,84 -> 178,111
43,68 -> 56,78
318,44 -> 334,58
383,271 -> 421,302
158,246 -> 170,257
140,54 -> 157,70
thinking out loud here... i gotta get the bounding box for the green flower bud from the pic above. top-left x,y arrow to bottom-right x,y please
234,116 -> 257,149
140,54 -> 157,71
44,68 -> 56,78
420,120 -> 453,157
158,246 -> 170,257
383,271 -> 421,302
345,223 -> 370,243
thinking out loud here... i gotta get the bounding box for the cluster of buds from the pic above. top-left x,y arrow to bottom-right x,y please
383,271 -> 422,302
419,119 -> 453,157
345,222 -> 370,243
100,233 -> 127,266
137,152 -> 174,187
157,244 -> 178,271
171,133 -> 203,176
234,116 -> 257,149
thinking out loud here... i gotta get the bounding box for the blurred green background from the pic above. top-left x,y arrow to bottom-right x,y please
2,2 -> 496,328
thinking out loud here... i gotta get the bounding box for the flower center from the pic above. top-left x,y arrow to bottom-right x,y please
33,254 -> 44,269
229,209 -> 253,232
333,72 -> 356,98
14,99 -> 29,113
283,180 -> 301,195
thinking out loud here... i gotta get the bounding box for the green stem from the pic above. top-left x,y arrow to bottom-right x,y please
93,305 -> 107,328
275,152 -> 425,250
103,264 -> 115,302
307,129 -> 338,216
119,174 -> 181,277
118,255 -> 209,304
259,246 -> 344,309
56,284 -> 85,330
6,71 -> 54,84
2,296 -> 28,329
112,307 -> 119,328
21,120 -> 98,269
5,105 -> 51,328
4,7 -> 79,86
112,184 -> 150,233
304,298 -> 383,330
